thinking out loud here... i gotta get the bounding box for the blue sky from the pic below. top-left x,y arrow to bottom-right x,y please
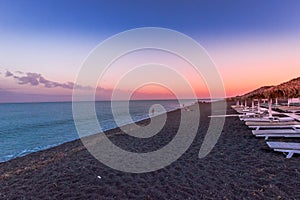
1,0 -> 300,38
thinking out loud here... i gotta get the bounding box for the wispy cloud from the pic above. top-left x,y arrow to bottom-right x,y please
4,71 -> 92,90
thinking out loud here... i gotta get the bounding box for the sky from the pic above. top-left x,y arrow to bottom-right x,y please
0,0 -> 300,102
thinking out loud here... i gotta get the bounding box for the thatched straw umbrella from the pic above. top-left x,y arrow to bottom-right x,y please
235,95 -> 241,106
244,99 -> 247,107
238,77 -> 300,116
243,86 -> 272,112
282,78 -> 300,106
262,88 -> 284,117
262,77 -> 300,116
266,77 -> 300,100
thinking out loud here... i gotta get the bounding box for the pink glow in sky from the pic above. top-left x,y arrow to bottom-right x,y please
1,32 -> 300,103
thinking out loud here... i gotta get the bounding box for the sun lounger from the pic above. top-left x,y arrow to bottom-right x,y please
243,118 -> 273,122
231,105 -> 244,109
239,113 -> 259,120
252,129 -> 300,135
243,117 -> 295,122
248,124 -> 300,130
266,141 -> 300,158
256,133 -> 300,140
234,109 -> 249,114
252,128 -> 300,140
278,117 -> 297,122
284,113 -> 300,122
245,121 -> 300,126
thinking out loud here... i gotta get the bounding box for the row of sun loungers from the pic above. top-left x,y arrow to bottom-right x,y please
231,104 -> 300,158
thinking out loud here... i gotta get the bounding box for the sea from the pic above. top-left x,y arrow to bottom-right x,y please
0,99 -> 216,162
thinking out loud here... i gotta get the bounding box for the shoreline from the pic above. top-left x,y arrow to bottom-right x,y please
0,103 -> 186,164
1,101 -> 300,199
2,98 -> 214,163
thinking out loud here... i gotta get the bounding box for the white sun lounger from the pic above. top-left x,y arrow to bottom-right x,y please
252,128 -> 300,140
248,124 -> 300,130
278,117 -> 297,122
243,117 -> 295,122
246,121 -> 300,126
266,141 -> 300,158
243,118 -> 272,122
256,133 -> 300,140
252,129 -> 300,135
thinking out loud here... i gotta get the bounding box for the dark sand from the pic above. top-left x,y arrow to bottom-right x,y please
1,102 -> 300,199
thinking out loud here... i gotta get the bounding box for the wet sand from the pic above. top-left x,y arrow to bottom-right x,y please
1,101 -> 300,199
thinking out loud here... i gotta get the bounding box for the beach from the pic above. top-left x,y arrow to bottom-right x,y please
1,101 -> 300,199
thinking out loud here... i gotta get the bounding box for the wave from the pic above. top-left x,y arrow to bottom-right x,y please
0,140 -> 76,163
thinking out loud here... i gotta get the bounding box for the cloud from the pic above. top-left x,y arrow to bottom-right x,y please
4,70 -> 92,90
15,71 -> 24,74
2,70 -> 177,102
5,71 -> 13,77
17,72 -> 40,85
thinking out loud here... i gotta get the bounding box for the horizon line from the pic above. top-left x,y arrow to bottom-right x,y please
0,97 -> 226,104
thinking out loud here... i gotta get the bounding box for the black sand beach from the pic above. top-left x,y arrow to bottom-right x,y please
1,101 -> 300,199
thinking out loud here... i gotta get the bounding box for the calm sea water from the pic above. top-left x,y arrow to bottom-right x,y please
0,100 -> 202,162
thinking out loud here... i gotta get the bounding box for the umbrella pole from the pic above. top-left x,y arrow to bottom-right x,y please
236,100 -> 239,106
258,100 -> 261,113
252,100 -> 254,109
268,98 -> 273,118
275,98 -> 278,106
244,100 -> 247,107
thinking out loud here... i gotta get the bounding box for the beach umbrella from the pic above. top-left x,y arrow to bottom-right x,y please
236,97 -> 240,106
268,99 -> 273,118
262,88 -> 284,118
262,77 -> 300,116
242,86 -> 272,112
278,77 -> 299,98
232,96 -> 242,107
238,77 -> 300,115
243,86 -> 272,100
263,87 -> 285,99
264,77 -> 300,105
288,98 -> 291,107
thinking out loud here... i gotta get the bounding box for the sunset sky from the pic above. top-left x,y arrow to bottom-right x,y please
0,0 -> 300,102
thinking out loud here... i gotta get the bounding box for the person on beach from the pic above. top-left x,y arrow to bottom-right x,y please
151,108 -> 155,115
